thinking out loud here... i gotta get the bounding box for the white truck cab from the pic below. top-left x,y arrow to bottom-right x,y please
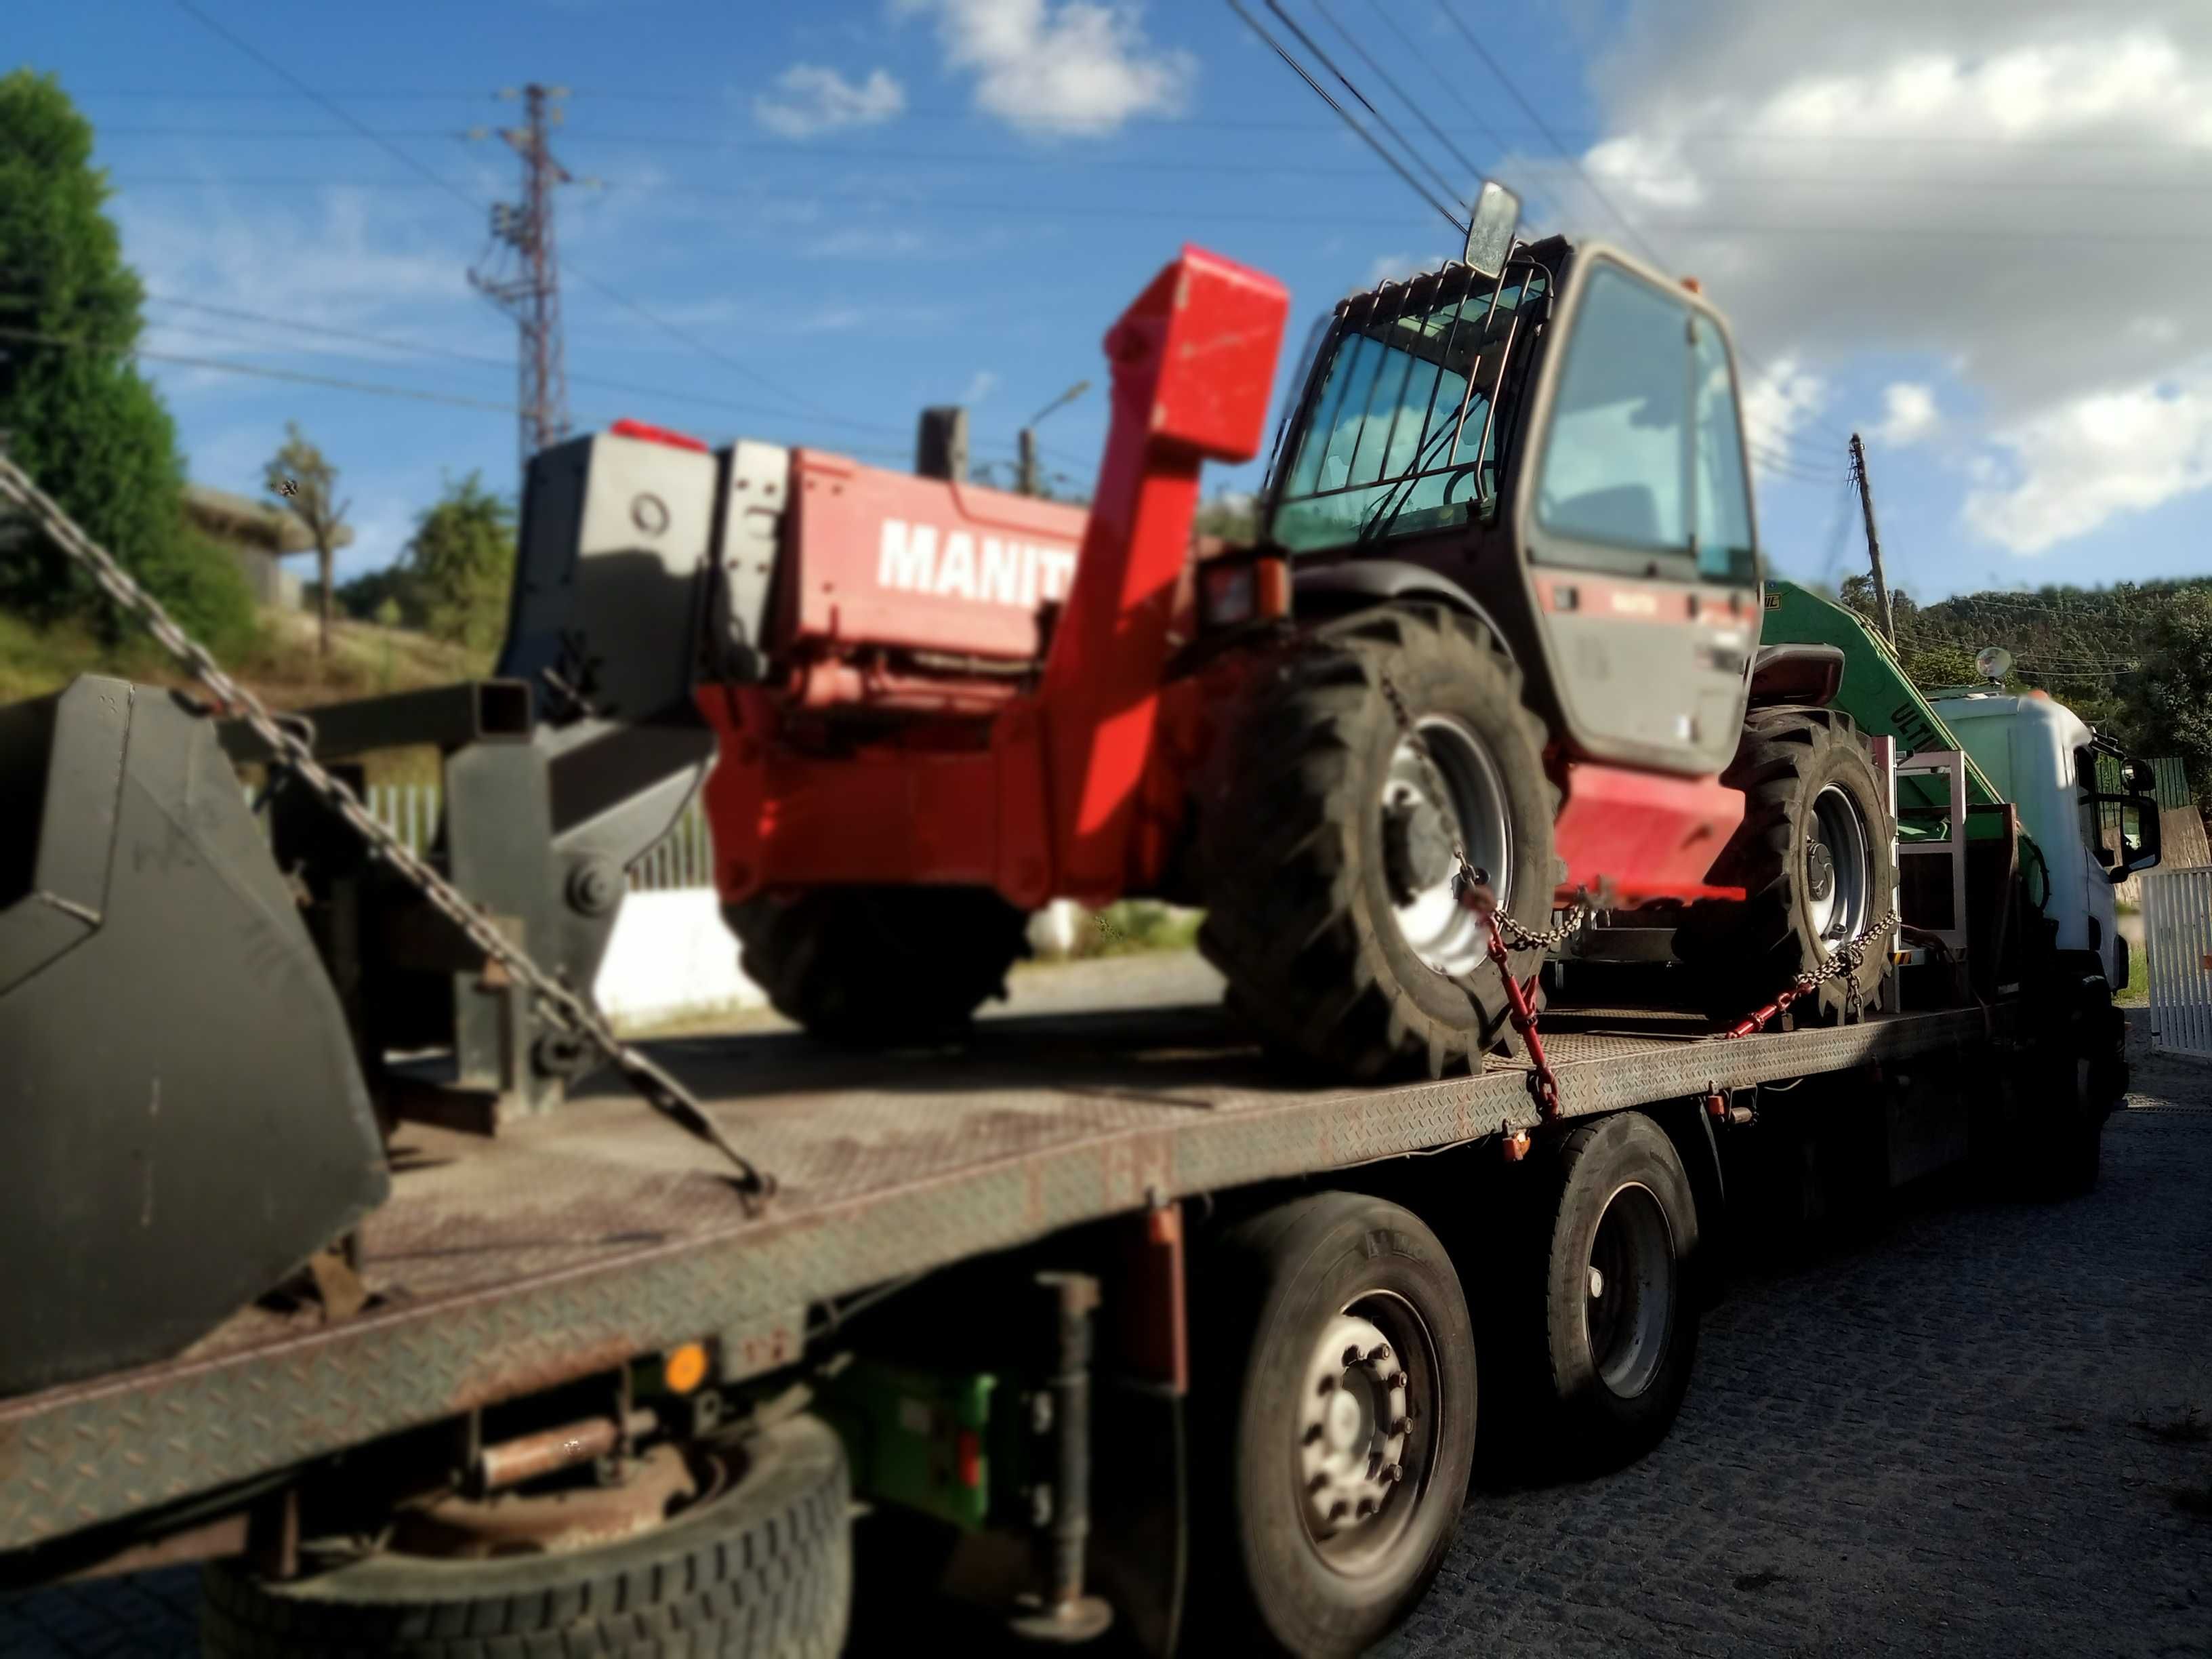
1930,690 -> 2140,988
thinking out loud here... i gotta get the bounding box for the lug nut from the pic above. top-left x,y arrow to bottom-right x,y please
1382,1463 -> 1404,1484
1355,1497 -> 1378,1519
1342,1345 -> 1362,1367
1368,1343 -> 1393,1364
1388,1417 -> 1411,1437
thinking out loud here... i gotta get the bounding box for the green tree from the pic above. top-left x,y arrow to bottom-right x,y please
2136,589 -> 2212,812
334,562 -> 422,626
0,69 -> 253,655
265,422 -> 348,659
402,472 -> 514,655
1194,489 -> 1260,547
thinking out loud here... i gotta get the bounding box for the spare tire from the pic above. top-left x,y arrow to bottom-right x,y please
1675,707 -> 1896,1028
201,1414 -> 851,1659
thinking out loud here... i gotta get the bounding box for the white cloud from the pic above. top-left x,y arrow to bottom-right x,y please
1547,4 -> 2212,552
963,369 -> 998,403
1740,354 -> 1827,458
1871,382 -> 1940,448
752,64 -> 906,139
1963,370 -> 2212,554
897,0 -> 1194,136
1363,252 -> 1421,287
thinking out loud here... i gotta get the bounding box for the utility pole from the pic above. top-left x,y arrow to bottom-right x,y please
1847,432 -> 1896,645
1017,428 -> 1040,498
916,406 -> 968,483
1019,380 -> 1090,497
470,85 -> 575,475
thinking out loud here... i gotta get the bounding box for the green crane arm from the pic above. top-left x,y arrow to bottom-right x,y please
1758,577 -> 2003,811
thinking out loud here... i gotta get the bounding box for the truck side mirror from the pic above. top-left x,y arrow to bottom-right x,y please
2100,796 -> 2163,883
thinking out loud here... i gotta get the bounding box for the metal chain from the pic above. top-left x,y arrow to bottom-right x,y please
0,457 -> 774,1209
1376,666 -> 1898,1017
1376,671 -> 1591,957
1790,908 -> 1898,998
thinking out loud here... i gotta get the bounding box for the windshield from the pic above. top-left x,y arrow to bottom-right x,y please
1268,265 -> 1548,554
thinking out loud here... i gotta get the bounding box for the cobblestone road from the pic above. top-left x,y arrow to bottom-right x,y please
1390,1040 -> 2212,1659
5,1041 -> 2207,1658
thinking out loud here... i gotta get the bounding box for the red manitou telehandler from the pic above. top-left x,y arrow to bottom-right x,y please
647,192 -> 1893,1077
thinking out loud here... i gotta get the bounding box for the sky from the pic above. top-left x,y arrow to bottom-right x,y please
12,0 -> 2212,601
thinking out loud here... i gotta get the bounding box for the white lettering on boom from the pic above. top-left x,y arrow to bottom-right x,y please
876,518 -> 1078,611
878,519 -> 937,590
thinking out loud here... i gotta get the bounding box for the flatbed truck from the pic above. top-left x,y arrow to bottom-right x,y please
0,219 -> 2163,1655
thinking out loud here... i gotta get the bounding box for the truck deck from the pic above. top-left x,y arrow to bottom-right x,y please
1,988 -> 2003,1556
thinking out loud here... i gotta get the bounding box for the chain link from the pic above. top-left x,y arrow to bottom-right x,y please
0,456 -> 773,1208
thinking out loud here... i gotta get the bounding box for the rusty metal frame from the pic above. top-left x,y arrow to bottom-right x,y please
0,1005 -> 2002,1556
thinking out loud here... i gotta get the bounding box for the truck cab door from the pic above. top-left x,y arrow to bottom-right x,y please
1511,256 -> 1759,777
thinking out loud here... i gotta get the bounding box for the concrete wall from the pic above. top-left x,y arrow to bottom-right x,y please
593,890 -> 766,1028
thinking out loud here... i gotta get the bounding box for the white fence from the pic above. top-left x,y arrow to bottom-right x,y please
342,785 -> 714,892
2143,864 -> 2212,1060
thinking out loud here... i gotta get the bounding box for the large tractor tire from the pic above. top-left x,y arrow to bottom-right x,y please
1187,1192 -> 1479,1659
1675,707 -> 1896,1029
1197,606 -> 1559,1080
724,886 -> 1031,1045
202,1414 -> 851,1659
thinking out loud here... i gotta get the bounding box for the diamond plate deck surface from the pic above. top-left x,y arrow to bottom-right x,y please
0,997 -> 2002,1555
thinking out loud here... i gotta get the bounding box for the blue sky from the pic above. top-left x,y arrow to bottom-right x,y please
13,0 -> 2212,600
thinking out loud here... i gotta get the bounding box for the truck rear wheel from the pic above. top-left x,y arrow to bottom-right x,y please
201,1414 -> 851,1659
1189,1192 -> 1478,1659
2012,954 -> 2123,1199
724,886 -> 1030,1045
1675,707 -> 1895,1028
1198,606 -> 1559,1080
1542,1112 -> 1701,1467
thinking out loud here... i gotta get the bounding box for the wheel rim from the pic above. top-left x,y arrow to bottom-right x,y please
1805,783 -> 1872,952
1582,1183 -> 1676,1399
1379,714 -> 1513,977
1291,1291 -> 1442,1578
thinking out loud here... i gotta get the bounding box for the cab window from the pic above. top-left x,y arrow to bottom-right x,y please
1692,318 -> 1755,583
1534,263 -> 1755,585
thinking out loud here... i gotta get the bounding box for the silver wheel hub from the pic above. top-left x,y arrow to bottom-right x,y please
1380,714 -> 1513,979
1806,783 -> 1872,953
1584,1183 -> 1677,1399
1298,1313 -> 1410,1536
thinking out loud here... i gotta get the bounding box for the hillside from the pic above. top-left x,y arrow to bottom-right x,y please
0,604 -> 488,784
1845,573 -> 2212,806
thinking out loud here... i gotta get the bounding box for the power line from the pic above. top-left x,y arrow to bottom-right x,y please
83,96 -> 2212,150
1430,0 -> 1668,271
1,316 -> 924,464
1428,0 -> 1860,453
1263,0 -> 1471,216
0,322 -> 531,413
135,294 -> 893,430
1225,0 -> 1467,239
115,176 -> 2212,245
94,131 -> 2212,195
1361,0 -> 1523,188
163,0 -> 886,436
